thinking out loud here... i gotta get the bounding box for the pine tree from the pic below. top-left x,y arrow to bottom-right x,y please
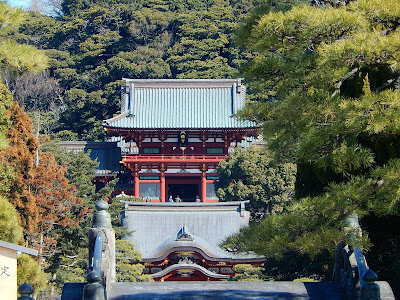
216,146 -> 296,219
115,240 -> 152,282
229,0 -> 400,293
0,195 -> 23,244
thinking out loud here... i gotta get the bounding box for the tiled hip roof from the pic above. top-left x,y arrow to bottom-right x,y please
104,79 -> 258,130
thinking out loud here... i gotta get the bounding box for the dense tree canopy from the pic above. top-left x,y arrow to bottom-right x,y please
115,239 -> 152,282
0,2 -> 48,86
0,195 -> 23,244
216,146 -> 296,219
1,0 -> 399,296
9,0 -> 263,139
226,0 -> 400,293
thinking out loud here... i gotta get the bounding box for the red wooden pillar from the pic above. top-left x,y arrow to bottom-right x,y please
201,173 -> 207,202
160,163 -> 166,202
134,176 -> 140,198
134,163 -> 140,198
160,174 -> 166,202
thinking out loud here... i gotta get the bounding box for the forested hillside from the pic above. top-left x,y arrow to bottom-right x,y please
3,0 -> 258,140
6,0 -> 328,140
226,0 -> 400,296
2,0 -> 400,298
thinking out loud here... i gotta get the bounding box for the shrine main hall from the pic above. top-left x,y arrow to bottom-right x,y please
58,78 -> 264,282
102,78 -> 259,202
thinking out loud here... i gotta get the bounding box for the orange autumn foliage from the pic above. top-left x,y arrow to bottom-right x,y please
1,101 -> 38,231
0,101 -> 87,261
29,151 -> 88,259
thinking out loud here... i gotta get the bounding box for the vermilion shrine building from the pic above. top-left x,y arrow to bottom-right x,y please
58,79 -> 264,281
103,79 -> 259,202
122,201 -> 265,281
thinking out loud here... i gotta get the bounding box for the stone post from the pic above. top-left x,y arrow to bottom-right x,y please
17,282 -> 34,300
82,270 -> 105,300
360,270 -> 381,300
88,200 -> 116,293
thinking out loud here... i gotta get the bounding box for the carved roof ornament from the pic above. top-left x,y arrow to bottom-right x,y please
176,225 -> 194,241
178,257 -> 195,264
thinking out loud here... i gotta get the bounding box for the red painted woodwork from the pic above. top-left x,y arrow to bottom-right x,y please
108,126 -> 258,201
201,175 -> 207,202
156,270 -> 222,282
143,249 -> 264,281
122,155 -> 227,164
134,176 -> 139,197
160,175 -> 166,202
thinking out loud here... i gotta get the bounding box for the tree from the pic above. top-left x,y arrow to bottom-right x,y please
1,100 -> 39,233
28,151 -> 87,262
0,90 -> 88,272
216,146 -> 296,219
0,83 -> 15,192
17,253 -> 48,297
13,0 -> 263,139
0,195 -> 23,244
0,2 -> 48,88
167,0 -> 239,78
40,143 -> 98,293
229,0 -> 400,294
115,240 -> 152,282
0,4 -> 52,295
232,264 -> 262,281
40,141 -> 99,198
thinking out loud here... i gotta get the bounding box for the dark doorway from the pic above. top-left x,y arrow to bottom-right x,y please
168,184 -> 199,202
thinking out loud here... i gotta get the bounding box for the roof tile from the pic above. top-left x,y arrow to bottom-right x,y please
104,79 -> 257,129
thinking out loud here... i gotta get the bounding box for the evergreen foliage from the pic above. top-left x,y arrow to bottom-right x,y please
0,2 -> 48,84
227,0 -> 400,292
216,146 -> 296,219
0,5 -> 50,290
0,195 -> 23,244
115,240 -> 152,282
1,0 -> 398,295
17,253 -> 48,297
232,264 -> 263,281
9,0 -> 263,139
40,141 -> 99,198
0,104 -> 87,264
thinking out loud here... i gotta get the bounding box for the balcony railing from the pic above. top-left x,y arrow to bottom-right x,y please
121,154 -> 228,162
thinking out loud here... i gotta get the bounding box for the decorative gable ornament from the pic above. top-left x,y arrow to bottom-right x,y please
178,131 -> 188,146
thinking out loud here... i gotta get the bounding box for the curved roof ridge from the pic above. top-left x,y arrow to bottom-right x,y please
103,79 -> 259,130
104,110 -> 130,125
150,230 -> 225,258
147,228 -> 263,261
150,262 -> 230,279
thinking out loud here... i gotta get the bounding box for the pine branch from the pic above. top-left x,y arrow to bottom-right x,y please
376,74 -> 400,92
331,67 -> 360,98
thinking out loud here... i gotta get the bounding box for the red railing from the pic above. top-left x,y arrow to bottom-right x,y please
121,154 -> 228,162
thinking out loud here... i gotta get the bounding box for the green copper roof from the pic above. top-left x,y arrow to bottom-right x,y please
104,79 -> 257,130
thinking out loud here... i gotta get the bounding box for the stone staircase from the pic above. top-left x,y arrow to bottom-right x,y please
107,281 -> 346,299
62,280 -> 396,300
62,203 -> 395,300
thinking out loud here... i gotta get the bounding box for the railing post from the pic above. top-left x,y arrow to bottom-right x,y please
88,199 -> 116,297
333,242 -> 345,282
339,213 -> 381,300
18,282 -> 34,300
360,269 -> 380,300
82,270 -> 105,300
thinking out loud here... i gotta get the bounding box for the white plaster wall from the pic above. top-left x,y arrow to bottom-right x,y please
0,247 -> 17,300
122,208 -> 249,258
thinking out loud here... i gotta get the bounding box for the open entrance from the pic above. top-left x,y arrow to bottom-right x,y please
168,184 -> 199,202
